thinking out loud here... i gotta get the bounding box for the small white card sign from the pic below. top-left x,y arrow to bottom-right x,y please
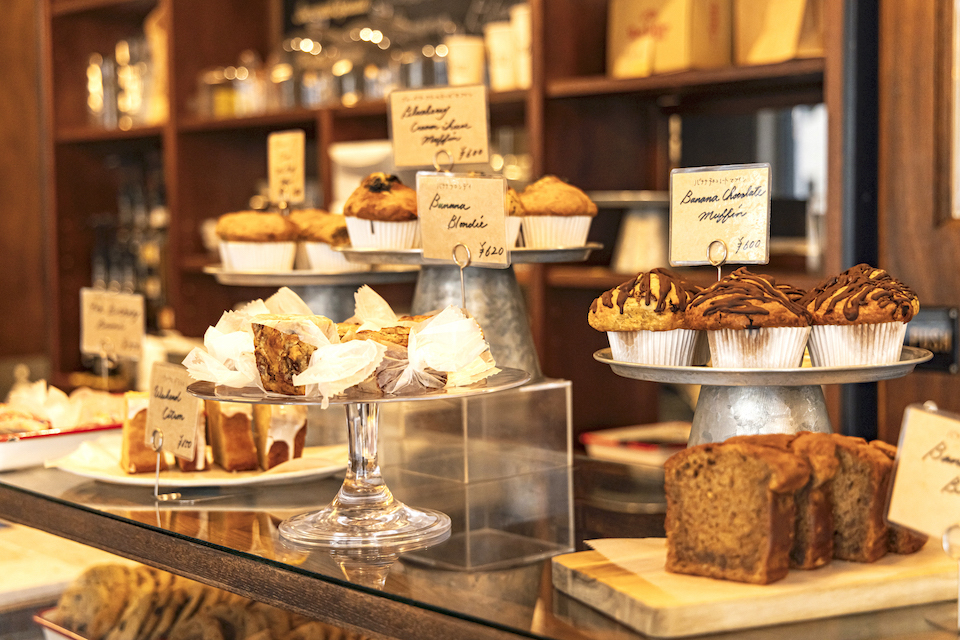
417,172 -> 509,268
887,403 -> 960,538
80,288 -> 145,359
389,85 -> 490,168
268,129 -> 306,206
669,163 -> 771,266
145,362 -> 202,461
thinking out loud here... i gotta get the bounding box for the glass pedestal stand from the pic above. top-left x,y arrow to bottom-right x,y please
279,402 -> 451,548
595,347 -> 933,445
187,368 -> 529,550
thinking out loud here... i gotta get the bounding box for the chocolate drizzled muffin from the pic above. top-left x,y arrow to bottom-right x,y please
588,268 -> 702,365
342,172 -> 419,249
801,264 -> 919,366
687,268 -> 812,368
802,264 -> 918,325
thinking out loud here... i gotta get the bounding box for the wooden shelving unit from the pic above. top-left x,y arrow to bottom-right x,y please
41,0 -> 849,429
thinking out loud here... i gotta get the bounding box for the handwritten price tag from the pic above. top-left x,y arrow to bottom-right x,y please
268,129 -> 305,205
80,288 -> 144,359
389,86 -> 490,168
417,172 -> 509,268
669,163 -> 771,266
145,362 -> 203,460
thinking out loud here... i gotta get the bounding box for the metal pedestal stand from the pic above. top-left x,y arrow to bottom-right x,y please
596,347 -> 933,445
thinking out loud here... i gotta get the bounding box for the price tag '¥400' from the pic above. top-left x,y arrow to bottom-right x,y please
389,85 -> 490,169
669,163 -> 771,267
417,172 -> 509,268
146,361 -> 203,461
80,288 -> 145,360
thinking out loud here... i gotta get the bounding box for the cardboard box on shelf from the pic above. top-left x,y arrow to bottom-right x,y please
734,0 -> 823,66
607,0 -> 732,79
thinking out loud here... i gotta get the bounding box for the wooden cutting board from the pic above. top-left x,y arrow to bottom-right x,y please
552,538 -> 957,638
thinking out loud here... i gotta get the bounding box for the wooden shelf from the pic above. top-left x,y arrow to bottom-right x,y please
177,110 -> 318,133
50,0 -> 154,17
55,124 -> 164,143
547,58 -> 825,102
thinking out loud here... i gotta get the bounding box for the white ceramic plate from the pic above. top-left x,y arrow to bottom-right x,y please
47,434 -> 347,488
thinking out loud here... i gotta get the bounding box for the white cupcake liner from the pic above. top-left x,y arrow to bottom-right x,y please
807,322 -> 907,367
608,329 -> 699,366
521,215 -> 592,248
506,216 -> 522,247
219,241 -> 296,272
345,217 -> 420,249
302,242 -> 367,272
708,326 -> 811,369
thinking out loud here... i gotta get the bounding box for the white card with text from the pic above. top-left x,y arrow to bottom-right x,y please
389,86 -> 490,169
80,288 -> 145,360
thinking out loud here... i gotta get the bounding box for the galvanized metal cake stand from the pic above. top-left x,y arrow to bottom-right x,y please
595,346 -> 933,445
338,244 -> 602,381
187,368 -> 529,550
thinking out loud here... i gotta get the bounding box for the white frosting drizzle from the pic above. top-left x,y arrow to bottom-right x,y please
220,402 -> 253,419
266,405 -> 306,461
125,393 -> 150,419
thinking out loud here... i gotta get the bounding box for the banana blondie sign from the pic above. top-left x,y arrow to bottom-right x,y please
669,163 -> 771,266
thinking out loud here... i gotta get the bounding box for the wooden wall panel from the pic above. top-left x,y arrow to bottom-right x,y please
877,1 -> 960,441
0,0 -> 44,356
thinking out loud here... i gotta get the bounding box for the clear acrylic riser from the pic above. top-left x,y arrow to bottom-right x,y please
595,346 -> 933,445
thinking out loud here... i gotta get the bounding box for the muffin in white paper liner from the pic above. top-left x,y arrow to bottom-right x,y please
521,215 -> 592,248
302,242 -> 365,272
219,241 -> 296,272
506,216 -> 522,247
707,326 -> 812,369
807,322 -> 907,367
607,329 -> 699,366
345,217 -> 419,249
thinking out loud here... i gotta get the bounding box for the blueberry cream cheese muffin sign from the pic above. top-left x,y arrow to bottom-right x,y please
669,163 -> 772,267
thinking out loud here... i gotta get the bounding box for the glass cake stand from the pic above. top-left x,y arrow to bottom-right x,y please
594,346 -> 933,445
187,368 -> 529,549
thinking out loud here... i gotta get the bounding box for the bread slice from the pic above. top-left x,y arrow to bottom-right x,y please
830,434 -> 894,562
869,439 -> 929,554
664,441 -> 810,584
252,404 -> 307,469
120,391 -> 166,474
204,400 -> 258,472
727,432 -> 839,569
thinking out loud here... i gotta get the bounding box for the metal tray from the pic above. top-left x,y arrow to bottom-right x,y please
203,265 -> 419,286
594,346 -> 933,386
337,243 -> 602,266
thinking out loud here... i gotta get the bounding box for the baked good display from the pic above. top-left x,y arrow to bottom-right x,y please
727,432 -> 839,569
869,439 -> 929,553
518,175 -> 598,248
47,563 -> 373,640
0,405 -> 50,434
204,400 -> 258,472
252,404 -> 307,469
251,314 -> 338,396
342,172 -> 419,249
802,263 -> 920,366
288,208 -> 359,272
588,268 -> 702,365
828,433 -> 894,562
686,267 -> 812,368
664,441 -> 811,584
214,211 -> 299,272
120,391 -> 166,474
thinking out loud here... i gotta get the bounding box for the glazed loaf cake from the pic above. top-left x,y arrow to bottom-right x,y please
664,441 -> 811,584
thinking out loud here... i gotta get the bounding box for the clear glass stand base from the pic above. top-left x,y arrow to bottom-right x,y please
278,497 -> 451,549
278,401 -> 451,550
